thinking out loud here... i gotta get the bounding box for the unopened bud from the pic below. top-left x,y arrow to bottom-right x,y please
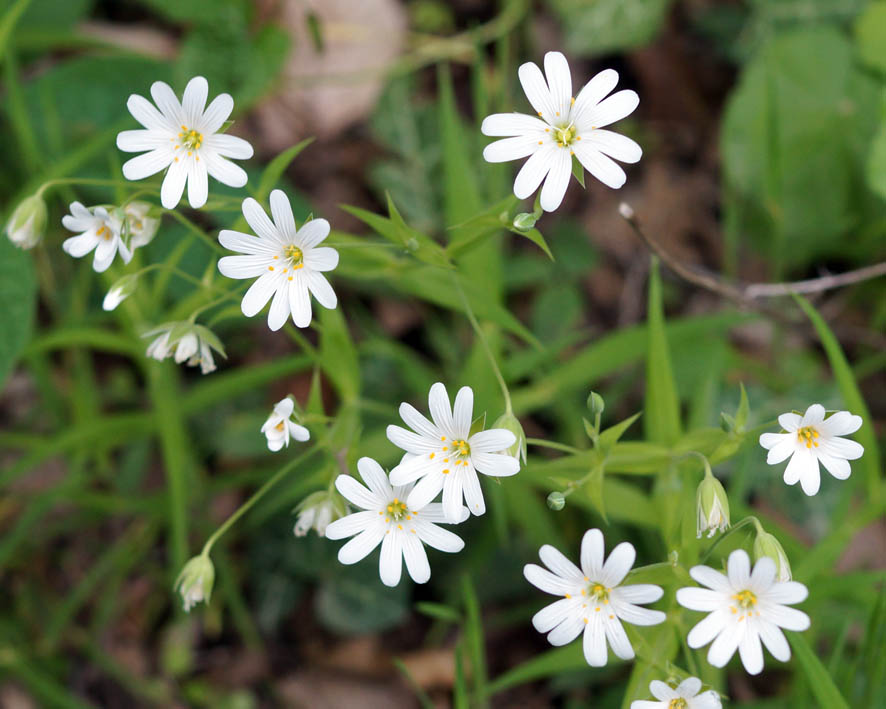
546,491 -> 566,511
753,531 -> 792,582
720,412 -> 736,433
618,202 -> 635,220
587,391 -> 605,417
493,411 -> 527,464
174,555 -> 215,612
512,212 -> 538,231
6,193 -> 48,249
103,273 -> 139,311
696,474 -> 730,538
293,490 -> 344,538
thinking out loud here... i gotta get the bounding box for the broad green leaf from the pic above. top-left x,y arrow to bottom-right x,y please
855,1 -> 886,74
548,0 -> 673,56
644,258 -> 681,445
788,633 -> 850,709
598,411 -> 642,452
793,294 -> 881,506
0,235 -> 36,389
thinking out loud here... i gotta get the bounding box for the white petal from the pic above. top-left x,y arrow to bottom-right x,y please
240,271 -> 277,316
442,473 -> 464,523
583,615 -> 608,666
400,402 -> 440,440
524,563 -> 579,596
539,147 -> 571,212
761,433 -> 795,464
518,60 -> 557,123
584,90 -> 639,129
580,529 -> 605,579
461,468 -> 486,516
689,565 -> 732,593
62,233 -> 98,258
801,403 -> 826,426
357,457 -> 392,499
428,382 -> 454,437
242,198 -> 280,242
615,584 -> 663,605
484,135 -> 543,163
513,144 -> 556,200
182,76 -> 208,127
544,51 -> 573,120
92,237 -> 118,273
334,474 -> 381,510
481,112 -> 549,136
582,130 -> 642,164
532,598 -> 575,632
199,93 -> 234,134
205,132 -> 253,159
757,620 -> 790,662
604,615 -> 634,660
304,247 -> 339,272
325,510 -> 376,540
387,426 -> 438,455
452,387 -> 473,438
267,279 -> 291,331
778,412 -> 801,432
783,447 -> 814,486
288,422 -> 309,441
295,218 -> 330,249
160,158 -> 188,209
614,602 -> 665,626
819,411 -> 863,437
203,151 -> 248,188
187,159 -> 208,209
767,605 -> 810,631
798,461 -> 822,496
547,615 -> 584,647
126,93 -> 169,131
738,627 -> 764,675
469,429 -> 516,453
573,143 -> 626,189
269,189 -> 296,240
706,618 -> 743,668
821,437 -> 864,461
407,470 -> 445,511
750,556 -> 776,592
414,519 -> 464,552
288,273 -> 312,328
650,679 -> 677,701
338,525 -> 384,564
402,533 -> 431,584
471,452 -> 520,477
539,544 -> 583,581
307,271 -> 337,309
693,692 -> 722,709
601,541 -> 635,587
116,129 -> 168,153
686,611 -> 727,648
379,532 -> 403,587
122,149 -> 172,181
219,229 -> 277,255
675,587 -> 721,612
766,581 -> 808,605
572,68 -> 619,127
675,677 -> 702,698
416,503 -> 466,525
150,80 -> 183,124
727,550 -> 751,589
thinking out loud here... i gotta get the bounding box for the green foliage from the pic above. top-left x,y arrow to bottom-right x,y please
547,0 -> 673,56
855,1 -> 886,74
0,235 -> 36,387
644,259 -> 681,445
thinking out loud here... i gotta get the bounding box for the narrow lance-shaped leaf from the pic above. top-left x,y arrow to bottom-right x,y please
644,257 -> 682,444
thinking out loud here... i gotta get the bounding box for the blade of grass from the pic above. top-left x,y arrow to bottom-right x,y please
788,633 -> 850,709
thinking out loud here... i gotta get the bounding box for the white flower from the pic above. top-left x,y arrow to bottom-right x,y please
387,382 -> 520,522
218,190 -> 339,331
143,322 -> 225,374
481,52 -> 641,212
117,76 -> 254,210
325,457 -> 468,587
124,201 -> 160,248
174,555 -> 215,612
676,549 -> 810,675
696,474 -> 730,539
759,403 -> 864,496
6,193 -> 47,249
62,202 -> 131,272
102,273 -> 139,311
631,677 -> 721,709
294,494 -> 340,537
261,397 -> 310,451
524,528 -> 666,667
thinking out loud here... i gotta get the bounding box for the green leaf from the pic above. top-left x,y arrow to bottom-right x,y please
855,1 -> 886,74
549,0 -> 673,56
319,307 -> 360,402
485,644 -> 590,697
252,138 -> 314,203
866,119 -> 886,201
735,382 -> 750,431
505,224 -> 554,260
414,602 -> 462,624
585,463 -> 607,523
788,633 -> 850,709
0,235 -> 36,389
644,258 -> 681,445
793,294 -> 881,506
571,154 -> 586,188
315,566 -> 409,635
598,411 -> 642,452
460,575 -> 488,707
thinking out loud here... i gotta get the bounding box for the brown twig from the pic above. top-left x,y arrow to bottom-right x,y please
618,202 -> 886,304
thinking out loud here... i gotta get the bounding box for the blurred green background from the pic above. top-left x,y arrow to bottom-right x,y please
1,0 -> 884,707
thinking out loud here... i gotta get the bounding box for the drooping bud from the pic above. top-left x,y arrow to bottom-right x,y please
293,490 -> 344,538
102,273 -> 139,311
546,491 -> 566,511
493,410 -> 527,464
512,212 -> 538,231
124,201 -> 160,248
174,555 -> 215,612
6,193 -> 48,249
696,474 -> 730,538
753,531 -> 792,582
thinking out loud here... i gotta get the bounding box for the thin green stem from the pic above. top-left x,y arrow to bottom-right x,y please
526,437 -> 583,455
166,209 -> 225,254
201,447 -> 317,556
701,515 -> 760,564
453,274 -> 512,414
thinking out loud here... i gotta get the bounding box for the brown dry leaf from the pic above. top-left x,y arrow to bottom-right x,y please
255,0 -> 407,150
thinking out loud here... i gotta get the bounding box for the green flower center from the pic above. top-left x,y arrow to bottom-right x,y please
669,699 -> 688,709
179,126 -> 203,151
589,582 -> 610,602
386,498 -> 408,522
554,124 -> 577,148
734,589 -> 757,610
796,425 -> 819,449
284,244 -> 304,266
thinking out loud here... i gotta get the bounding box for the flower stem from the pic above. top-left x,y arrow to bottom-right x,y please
201,447 -> 318,557
452,274 -> 513,415
526,437 -> 583,455
700,515 -> 760,564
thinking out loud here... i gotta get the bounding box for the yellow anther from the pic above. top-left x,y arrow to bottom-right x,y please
442,469 -> 450,475
570,96 -> 575,105
275,421 -> 285,432
429,453 -> 435,459
268,266 -> 274,271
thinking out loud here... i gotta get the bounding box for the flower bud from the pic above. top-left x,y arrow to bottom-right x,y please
6,193 -> 47,249
124,201 -> 160,248
493,411 -> 527,464
696,474 -> 730,538
293,490 -> 344,538
102,273 -> 139,311
587,391 -> 605,417
174,555 -> 215,612
753,531 -> 792,582
512,212 -> 538,231
546,491 -> 566,511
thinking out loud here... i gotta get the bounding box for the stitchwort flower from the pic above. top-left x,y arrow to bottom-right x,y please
387,383 -> 520,522
261,396 -> 310,452
325,458 -> 468,587
218,191 -> 339,331
631,677 -> 721,709
524,529 -> 666,667
759,403 -> 864,496
481,52 -> 641,212
117,76 -> 253,209
62,202 -> 131,272
676,549 -> 810,675
143,322 -> 225,375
